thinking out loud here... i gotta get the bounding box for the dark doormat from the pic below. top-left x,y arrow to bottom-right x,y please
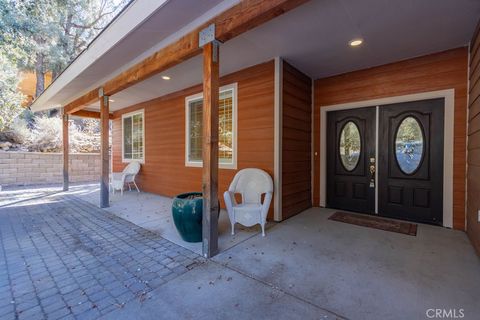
328,211 -> 418,236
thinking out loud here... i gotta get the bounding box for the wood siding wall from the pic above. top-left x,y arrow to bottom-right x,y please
112,61 -> 275,218
282,61 -> 312,219
467,24 -> 480,254
313,48 -> 469,230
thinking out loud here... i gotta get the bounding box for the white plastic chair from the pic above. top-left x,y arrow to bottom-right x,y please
223,168 -> 273,237
110,161 -> 141,195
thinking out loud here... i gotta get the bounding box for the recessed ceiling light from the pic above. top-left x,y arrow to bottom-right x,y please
349,39 -> 363,47
162,75 -> 171,80
109,99 -> 115,102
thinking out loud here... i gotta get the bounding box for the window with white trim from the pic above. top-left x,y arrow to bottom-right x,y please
122,110 -> 144,162
185,83 -> 237,169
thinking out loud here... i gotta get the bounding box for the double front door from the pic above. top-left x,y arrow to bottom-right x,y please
326,99 -> 444,225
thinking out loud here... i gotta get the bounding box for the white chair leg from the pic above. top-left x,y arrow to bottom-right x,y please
231,223 -> 235,236
121,187 -> 123,196
133,181 -> 140,192
128,183 -> 131,191
261,223 -> 265,237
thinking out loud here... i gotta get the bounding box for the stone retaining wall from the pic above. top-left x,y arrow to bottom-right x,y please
0,152 -> 101,186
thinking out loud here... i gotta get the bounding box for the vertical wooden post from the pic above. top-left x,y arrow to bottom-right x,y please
62,110 -> 69,191
100,91 -> 110,208
202,40 -> 220,258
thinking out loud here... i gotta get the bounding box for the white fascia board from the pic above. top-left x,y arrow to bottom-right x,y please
30,0 -> 170,112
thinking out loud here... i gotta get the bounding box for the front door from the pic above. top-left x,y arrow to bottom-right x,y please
326,99 -> 444,225
327,107 -> 376,213
378,99 -> 444,225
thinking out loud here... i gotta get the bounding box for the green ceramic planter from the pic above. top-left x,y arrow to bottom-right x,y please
172,192 -> 220,243
172,192 -> 204,243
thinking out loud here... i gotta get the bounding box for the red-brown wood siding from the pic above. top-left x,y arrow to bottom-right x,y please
313,47 -> 468,230
467,22 -> 480,255
282,61 -> 312,219
112,61 -> 275,218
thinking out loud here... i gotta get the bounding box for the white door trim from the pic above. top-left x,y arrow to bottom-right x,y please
319,89 -> 455,228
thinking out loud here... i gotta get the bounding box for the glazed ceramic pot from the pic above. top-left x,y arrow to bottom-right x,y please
171,192 -> 204,242
172,192 -> 220,243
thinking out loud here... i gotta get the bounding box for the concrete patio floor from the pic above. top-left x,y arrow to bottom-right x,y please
1,184 -> 479,320
67,183 -> 272,255
213,207 -> 480,320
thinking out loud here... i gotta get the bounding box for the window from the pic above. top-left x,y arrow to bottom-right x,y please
185,83 -> 237,169
122,110 -> 144,162
339,121 -> 361,171
395,116 -> 424,174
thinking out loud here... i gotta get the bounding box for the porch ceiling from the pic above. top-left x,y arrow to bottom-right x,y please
40,0 -> 480,113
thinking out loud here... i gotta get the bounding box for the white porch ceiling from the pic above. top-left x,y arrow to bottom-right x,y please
36,0 -> 480,113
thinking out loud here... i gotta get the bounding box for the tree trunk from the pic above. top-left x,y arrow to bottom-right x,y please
51,69 -> 58,80
35,53 -> 45,98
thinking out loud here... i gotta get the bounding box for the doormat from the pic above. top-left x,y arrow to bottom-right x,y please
328,212 -> 417,236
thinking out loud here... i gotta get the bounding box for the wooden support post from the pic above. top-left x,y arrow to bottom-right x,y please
202,40 -> 220,258
100,91 -> 110,208
62,110 -> 69,191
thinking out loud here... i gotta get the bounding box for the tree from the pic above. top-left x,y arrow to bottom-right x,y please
0,0 -> 128,97
0,52 -> 26,132
0,1 -> 57,96
50,0 -> 129,79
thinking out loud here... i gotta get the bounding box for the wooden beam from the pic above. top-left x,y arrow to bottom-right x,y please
214,0 -> 309,42
71,110 -> 113,119
62,110 -> 69,191
103,35 -> 202,96
64,89 -> 99,114
62,0 -> 308,113
202,41 -> 220,258
100,93 -> 110,208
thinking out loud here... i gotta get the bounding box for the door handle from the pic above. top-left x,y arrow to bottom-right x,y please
369,158 -> 376,188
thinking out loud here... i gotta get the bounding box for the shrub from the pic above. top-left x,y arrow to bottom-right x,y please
9,118 -> 31,144
0,54 -> 26,132
69,119 -> 100,153
28,115 -> 62,152
2,114 -> 102,153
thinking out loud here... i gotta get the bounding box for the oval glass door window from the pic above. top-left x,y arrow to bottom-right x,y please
339,121 -> 361,171
395,117 -> 424,174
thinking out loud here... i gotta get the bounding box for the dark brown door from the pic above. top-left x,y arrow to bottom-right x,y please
327,107 -> 376,213
378,99 -> 444,225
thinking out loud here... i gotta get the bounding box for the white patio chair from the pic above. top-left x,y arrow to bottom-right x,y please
110,161 -> 141,195
223,168 -> 273,237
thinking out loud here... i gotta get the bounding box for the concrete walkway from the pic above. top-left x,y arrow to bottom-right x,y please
101,261 -> 340,320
